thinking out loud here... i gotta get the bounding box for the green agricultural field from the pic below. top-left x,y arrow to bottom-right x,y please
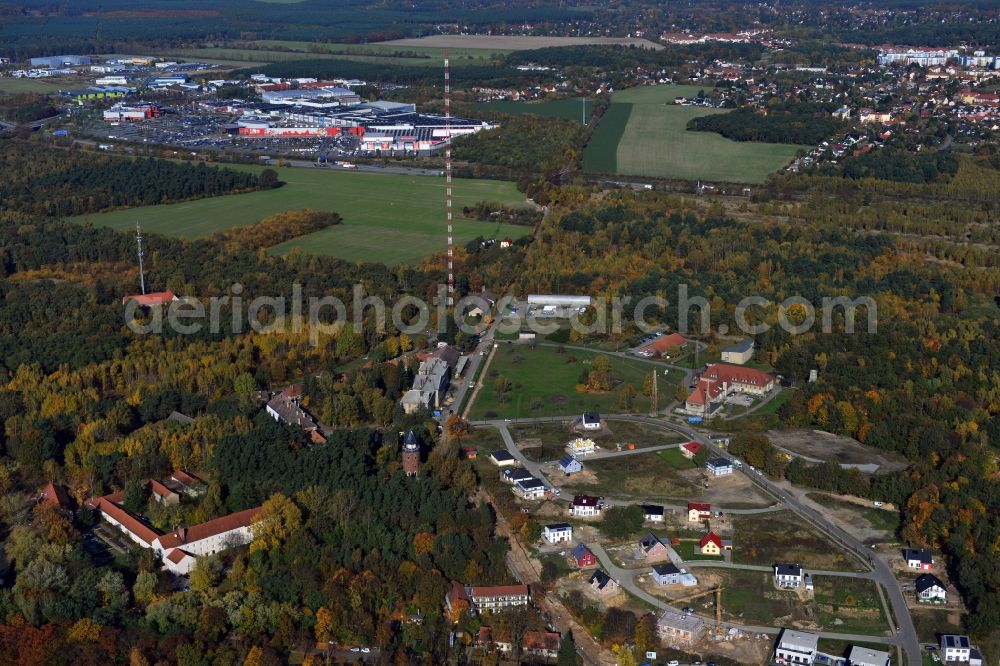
0,77 -> 68,94
158,47 -> 434,67
475,98 -> 589,123
582,84 -> 806,183
469,344 -> 681,419
71,166 -> 531,265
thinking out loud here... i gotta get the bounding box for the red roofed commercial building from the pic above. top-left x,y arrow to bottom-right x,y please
122,291 -> 177,307
636,332 -> 688,357
685,363 -> 774,415
468,584 -> 531,613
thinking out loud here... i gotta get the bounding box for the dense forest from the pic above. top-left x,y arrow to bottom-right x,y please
453,114 -> 582,174
0,140 -> 268,217
0,94 -> 60,124
687,102 -> 843,145
833,148 -> 960,184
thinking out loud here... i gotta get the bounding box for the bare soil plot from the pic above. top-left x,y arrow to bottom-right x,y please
767,429 -> 909,473
383,35 -> 664,50
731,511 -> 865,571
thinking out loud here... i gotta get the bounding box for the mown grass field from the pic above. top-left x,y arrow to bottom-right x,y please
71,166 -> 531,265
158,47 -> 434,67
583,84 -> 806,183
474,98 -> 588,122
0,77 -> 69,94
469,344 -> 681,419
254,40 -> 508,61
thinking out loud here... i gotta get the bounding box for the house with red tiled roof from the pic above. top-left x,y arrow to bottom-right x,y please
148,480 -> 179,506
37,482 -> 74,513
687,502 -> 712,522
468,584 -> 530,613
685,363 -> 774,415
680,442 -> 702,460
699,532 -> 723,556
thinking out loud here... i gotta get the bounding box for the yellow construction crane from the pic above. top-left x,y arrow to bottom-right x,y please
670,585 -> 724,632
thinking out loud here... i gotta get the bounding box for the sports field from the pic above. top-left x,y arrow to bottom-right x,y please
71,166 -> 532,265
582,84 -> 806,184
474,98 -> 588,122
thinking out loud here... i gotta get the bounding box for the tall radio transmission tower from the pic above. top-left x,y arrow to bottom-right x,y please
444,50 -> 454,307
135,222 -> 146,295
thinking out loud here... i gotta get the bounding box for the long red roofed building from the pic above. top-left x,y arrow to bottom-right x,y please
685,363 -> 774,415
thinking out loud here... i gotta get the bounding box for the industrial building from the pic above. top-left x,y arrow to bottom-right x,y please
30,54 -> 91,68
103,103 -> 160,122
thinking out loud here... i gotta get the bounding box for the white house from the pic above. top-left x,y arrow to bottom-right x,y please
581,412 -> 601,430
558,454 -> 583,475
515,478 -> 546,500
651,563 -> 682,586
706,458 -> 735,477
642,504 -> 665,523
915,574 -> 947,603
941,636 -> 971,663
569,495 -> 602,517
504,468 -> 535,484
846,645 -> 891,666
904,548 -> 933,570
774,563 -> 803,588
543,523 -> 573,544
721,340 -> 754,365
774,629 -> 819,666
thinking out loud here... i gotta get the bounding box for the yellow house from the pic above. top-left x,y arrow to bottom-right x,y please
699,532 -> 722,556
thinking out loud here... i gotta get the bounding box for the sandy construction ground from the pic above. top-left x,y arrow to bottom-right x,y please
767,429 -> 910,473
383,35 -> 664,50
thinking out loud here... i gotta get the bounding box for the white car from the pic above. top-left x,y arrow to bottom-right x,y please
361,647 -> 371,653
873,501 -> 884,507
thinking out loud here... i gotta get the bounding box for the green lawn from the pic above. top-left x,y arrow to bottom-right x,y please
469,344 -> 680,419
475,98 -> 588,123
582,84 -> 806,183
657,447 -> 697,470
70,166 -> 531,265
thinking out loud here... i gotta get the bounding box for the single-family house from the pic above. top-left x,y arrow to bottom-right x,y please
643,504 -> 665,523
266,392 -> 320,434
514,477 -> 546,500
148,479 -> 180,506
680,441 -> 702,459
916,573 -> 947,603
651,563 -> 682,586
521,631 -> 561,660
504,468 -> 535,484
558,454 -> 583,475
543,523 -> 573,544
699,532 -> 723,556
656,608 -> 704,644
688,502 -> 712,522
846,645 -> 891,666
581,412 -> 601,430
940,635 -> 971,663
569,495 -> 601,517
36,482 -> 74,514
490,450 -> 516,467
774,629 -> 819,666
721,340 -> 754,365
640,533 -> 670,561
589,569 -> 619,595
706,458 -> 735,477
566,437 -> 598,456
774,563 -> 803,588
570,543 -> 597,568
904,548 -> 933,570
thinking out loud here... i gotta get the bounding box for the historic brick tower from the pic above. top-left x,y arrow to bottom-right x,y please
402,430 -> 421,477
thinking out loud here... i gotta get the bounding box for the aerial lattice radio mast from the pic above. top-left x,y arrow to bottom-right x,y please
444,49 -> 454,307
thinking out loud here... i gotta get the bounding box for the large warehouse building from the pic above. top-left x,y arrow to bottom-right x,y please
31,55 -> 91,68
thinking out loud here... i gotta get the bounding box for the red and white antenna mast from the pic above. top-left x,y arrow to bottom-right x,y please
444,48 -> 454,307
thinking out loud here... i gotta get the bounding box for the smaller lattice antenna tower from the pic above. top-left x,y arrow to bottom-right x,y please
444,48 -> 454,307
135,222 -> 146,295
